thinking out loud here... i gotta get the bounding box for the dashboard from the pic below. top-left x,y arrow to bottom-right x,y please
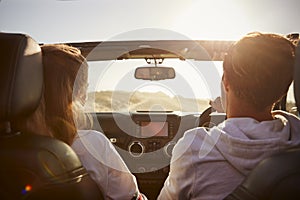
91,112 -> 199,170
89,110 -> 226,199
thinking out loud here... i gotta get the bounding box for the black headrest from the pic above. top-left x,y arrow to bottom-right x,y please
295,44 -> 300,111
0,32 -> 43,121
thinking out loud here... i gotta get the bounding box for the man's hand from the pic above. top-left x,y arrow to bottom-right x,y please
209,97 -> 225,113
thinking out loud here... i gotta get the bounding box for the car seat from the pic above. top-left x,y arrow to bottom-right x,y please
223,38 -> 300,200
0,32 -> 103,200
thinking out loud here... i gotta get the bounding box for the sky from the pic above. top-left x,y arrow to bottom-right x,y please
1,0 -> 300,43
0,0 -> 298,102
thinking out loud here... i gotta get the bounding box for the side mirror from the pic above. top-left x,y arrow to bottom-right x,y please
134,66 -> 175,81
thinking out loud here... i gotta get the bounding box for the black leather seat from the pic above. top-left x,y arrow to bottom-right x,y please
224,148 -> 300,200
224,39 -> 300,200
295,39 -> 300,113
0,32 -> 103,200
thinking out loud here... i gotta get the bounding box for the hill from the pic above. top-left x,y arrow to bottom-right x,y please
84,91 -> 210,112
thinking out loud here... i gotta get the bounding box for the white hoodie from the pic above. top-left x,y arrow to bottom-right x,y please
158,111 -> 300,200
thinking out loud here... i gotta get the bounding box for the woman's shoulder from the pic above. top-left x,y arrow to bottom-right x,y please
77,129 -> 106,137
75,129 -> 111,146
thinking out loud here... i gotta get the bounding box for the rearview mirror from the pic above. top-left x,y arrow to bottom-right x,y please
134,66 -> 175,81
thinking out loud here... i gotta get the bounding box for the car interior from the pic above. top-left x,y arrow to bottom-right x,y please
0,31 -> 299,200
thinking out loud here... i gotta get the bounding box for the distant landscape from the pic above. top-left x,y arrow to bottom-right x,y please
84,90 -> 298,115
84,91 -> 210,112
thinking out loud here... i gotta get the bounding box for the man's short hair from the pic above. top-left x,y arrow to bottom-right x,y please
223,32 -> 295,110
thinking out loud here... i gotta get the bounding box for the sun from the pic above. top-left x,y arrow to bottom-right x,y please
171,0 -> 251,40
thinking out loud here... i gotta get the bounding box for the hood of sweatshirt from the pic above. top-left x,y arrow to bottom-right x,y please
212,110 -> 300,175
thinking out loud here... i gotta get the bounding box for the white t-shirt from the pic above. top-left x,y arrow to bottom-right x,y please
71,129 -> 140,200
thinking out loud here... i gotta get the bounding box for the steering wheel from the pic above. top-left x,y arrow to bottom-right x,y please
198,106 -> 216,127
199,106 -> 227,128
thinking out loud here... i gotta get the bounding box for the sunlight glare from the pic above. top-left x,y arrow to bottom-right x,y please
172,0 -> 250,40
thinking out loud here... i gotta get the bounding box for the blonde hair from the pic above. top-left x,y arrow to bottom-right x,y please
41,44 -> 89,145
11,44 -> 90,145
223,32 -> 295,110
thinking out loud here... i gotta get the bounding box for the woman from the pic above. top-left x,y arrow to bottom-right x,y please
17,44 -> 145,200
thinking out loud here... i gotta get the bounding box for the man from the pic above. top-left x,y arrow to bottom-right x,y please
158,32 -> 300,199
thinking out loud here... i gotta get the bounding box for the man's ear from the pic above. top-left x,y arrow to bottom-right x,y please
222,74 -> 230,92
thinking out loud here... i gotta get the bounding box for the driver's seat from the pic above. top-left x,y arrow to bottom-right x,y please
223,38 -> 300,200
0,32 -> 103,199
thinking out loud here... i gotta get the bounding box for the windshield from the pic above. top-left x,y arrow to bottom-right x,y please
85,59 -> 222,112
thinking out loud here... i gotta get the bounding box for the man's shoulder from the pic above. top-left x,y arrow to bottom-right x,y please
183,126 -> 220,141
180,127 -> 209,143
184,127 -> 210,138
174,127 -> 219,153
171,126 -> 225,165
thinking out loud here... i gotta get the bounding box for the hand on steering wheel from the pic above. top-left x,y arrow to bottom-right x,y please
209,97 -> 224,113
199,106 -> 216,127
199,97 -> 226,127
